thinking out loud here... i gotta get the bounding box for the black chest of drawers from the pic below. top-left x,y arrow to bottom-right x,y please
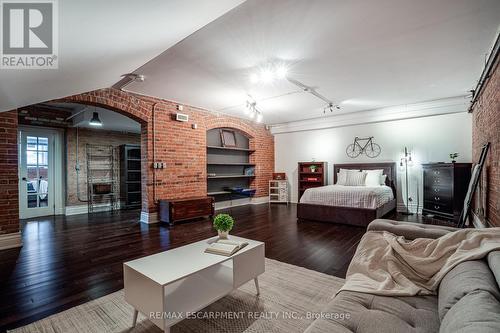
422,163 -> 472,222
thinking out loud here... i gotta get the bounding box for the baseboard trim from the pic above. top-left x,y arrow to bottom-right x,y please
0,232 -> 22,250
215,196 -> 269,210
140,211 -> 159,224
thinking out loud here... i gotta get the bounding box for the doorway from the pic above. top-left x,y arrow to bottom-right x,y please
18,127 -> 63,219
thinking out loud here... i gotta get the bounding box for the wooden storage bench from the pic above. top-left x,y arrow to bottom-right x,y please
159,196 -> 215,226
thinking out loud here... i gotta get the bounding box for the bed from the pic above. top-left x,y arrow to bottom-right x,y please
297,162 -> 397,227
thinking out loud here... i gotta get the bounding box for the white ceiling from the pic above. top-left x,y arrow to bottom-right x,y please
0,0 -> 245,112
124,0 -> 500,124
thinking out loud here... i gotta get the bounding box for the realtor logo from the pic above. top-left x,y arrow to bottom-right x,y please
1,0 -> 58,69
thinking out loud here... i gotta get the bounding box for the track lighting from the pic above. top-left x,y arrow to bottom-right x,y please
245,98 -> 263,122
323,103 -> 341,114
250,62 -> 339,116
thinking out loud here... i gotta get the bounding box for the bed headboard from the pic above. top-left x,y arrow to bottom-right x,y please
333,162 -> 397,196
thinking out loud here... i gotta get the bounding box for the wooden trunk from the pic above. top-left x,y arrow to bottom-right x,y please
159,196 -> 215,226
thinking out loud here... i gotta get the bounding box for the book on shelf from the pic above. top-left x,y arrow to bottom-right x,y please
204,239 -> 249,256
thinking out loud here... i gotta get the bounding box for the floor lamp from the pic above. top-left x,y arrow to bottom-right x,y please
400,147 -> 413,216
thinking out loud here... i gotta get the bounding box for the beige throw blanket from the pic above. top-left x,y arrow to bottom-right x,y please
339,228 -> 500,296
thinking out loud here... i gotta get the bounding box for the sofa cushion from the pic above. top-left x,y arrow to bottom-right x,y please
438,260 -> 500,320
367,219 -> 458,240
487,251 -> 500,288
305,291 -> 440,333
440,290 -> 500,333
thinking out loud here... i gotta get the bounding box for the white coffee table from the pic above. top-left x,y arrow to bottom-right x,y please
123,236 -> 265,332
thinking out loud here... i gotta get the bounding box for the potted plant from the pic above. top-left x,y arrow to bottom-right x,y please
213,213 -> 234,239
449,152 -> 459,163
309,164 -> 318,172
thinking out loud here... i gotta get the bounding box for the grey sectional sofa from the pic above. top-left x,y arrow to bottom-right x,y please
305,219 -> 500,333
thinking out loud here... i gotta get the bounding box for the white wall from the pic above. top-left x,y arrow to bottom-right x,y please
274,112 -> 472,212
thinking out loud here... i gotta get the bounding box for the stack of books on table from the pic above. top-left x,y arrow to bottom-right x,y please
204,239 -> 249,256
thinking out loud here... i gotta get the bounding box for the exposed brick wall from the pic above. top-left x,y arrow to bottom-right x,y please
471,57 -> 499,227
66,128 -> 140,206
60,89 -> 275,216
0,88 -> 274,224
0,111 -> 19,235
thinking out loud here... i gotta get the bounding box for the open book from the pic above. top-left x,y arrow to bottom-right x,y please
204,239 -> 249,256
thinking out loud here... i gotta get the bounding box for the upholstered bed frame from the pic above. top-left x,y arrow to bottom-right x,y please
297,162 -> 397,227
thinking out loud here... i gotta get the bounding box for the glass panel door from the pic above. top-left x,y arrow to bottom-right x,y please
19,130 -> 55,218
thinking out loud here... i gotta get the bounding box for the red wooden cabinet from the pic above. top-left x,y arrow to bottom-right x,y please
298,162 -> 327,200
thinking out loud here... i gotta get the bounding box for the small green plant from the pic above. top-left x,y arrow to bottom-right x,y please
310,165 -> 318,172
449,152 -> 459,162
213,213 -> 234,232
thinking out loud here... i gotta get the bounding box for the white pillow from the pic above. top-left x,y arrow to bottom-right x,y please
363,169 -> 384,187
345,171 -> 367,186
380,174 -> 387,186
336,168 -> 360,185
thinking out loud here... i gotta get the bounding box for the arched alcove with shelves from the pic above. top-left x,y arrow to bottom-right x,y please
206,128 -> 256,202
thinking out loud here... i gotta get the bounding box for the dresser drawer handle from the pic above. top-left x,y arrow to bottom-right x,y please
434,188 -> 440,192
434,196 -> 440,201
434,205 -> 440,210
434,171 -> 440,175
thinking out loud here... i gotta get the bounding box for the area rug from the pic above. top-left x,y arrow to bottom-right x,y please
9,259 -> 345,333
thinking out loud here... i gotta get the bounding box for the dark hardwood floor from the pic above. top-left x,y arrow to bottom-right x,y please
0,203 -> 448,331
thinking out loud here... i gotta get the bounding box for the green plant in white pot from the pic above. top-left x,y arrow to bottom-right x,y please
213,213 -> 234,239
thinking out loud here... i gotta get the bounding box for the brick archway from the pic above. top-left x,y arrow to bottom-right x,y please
57,88 -> 155,219
57,89 -> 151,125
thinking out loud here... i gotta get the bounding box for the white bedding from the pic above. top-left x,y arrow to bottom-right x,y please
299,185 -> 394,209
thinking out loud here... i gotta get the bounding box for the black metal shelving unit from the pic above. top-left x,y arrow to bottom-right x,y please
120,144 -> 141,209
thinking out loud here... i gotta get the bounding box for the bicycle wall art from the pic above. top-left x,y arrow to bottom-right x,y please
346,137 -> 381,158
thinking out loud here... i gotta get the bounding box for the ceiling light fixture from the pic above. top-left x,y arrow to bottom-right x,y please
323,103 -> 341,114
249,63 -> 289,84
89,111 -> 102,127
246,97 -> 263,122
113,73 -> 145,90
260,68 -> 274,83
256,113 -> 263,123
249,62 -> 340,115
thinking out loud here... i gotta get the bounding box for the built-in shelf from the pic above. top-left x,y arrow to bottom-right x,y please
207,163 -> 255,166
207,175 -> 255,179
207,129 -> 255,202
207,145 -> 255,153
207,191 -> 231,196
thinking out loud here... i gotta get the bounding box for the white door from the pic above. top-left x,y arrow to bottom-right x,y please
19,128 -> 56,218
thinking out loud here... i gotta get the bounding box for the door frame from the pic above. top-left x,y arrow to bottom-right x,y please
18,126 -> 65,219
